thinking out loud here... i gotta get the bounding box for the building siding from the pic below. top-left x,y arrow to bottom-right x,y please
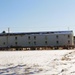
0,31 -> 74,49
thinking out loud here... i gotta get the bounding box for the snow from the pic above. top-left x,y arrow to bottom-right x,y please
0,50 -> 75,75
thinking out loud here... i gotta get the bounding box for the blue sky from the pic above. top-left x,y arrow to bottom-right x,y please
0,0 -> 75,34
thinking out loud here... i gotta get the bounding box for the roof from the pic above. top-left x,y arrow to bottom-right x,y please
0,30 -> 73,36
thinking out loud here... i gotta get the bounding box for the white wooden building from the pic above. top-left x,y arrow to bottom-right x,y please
0,30 -> 74,50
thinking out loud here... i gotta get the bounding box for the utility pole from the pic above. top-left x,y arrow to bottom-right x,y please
7,27 -> 10,50
8,27 -> 10,33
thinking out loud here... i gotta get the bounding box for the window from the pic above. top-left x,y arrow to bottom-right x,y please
15,37 -> 17,40
3,42 -> 5,45
45,41 -> 47,44
28,42 -> 31,44
34,41 -> 36,45
28,36 -> 30,40
56,41 -> 59,44
56,35 -> 58,39
34,36 -> 36,40
68,40 -> 70,44
68,35 -> 70,38
15,42 -> 17,45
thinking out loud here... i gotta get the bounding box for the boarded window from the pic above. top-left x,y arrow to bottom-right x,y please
45,41 -> 47,44
28,36 -> 30,40
15,37 -> 17,40
15,42 -> 17,45
3,42 -> 5,45
68,35 -> 70,38
56,35 -> 58,39
68,40 -> 70,44
28,42 -> 31,44
56,41 -> 59,44
34,41 -> 36,45
34,36 -> 36,40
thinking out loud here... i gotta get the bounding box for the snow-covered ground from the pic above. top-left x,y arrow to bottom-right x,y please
0,50 -> 75,75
